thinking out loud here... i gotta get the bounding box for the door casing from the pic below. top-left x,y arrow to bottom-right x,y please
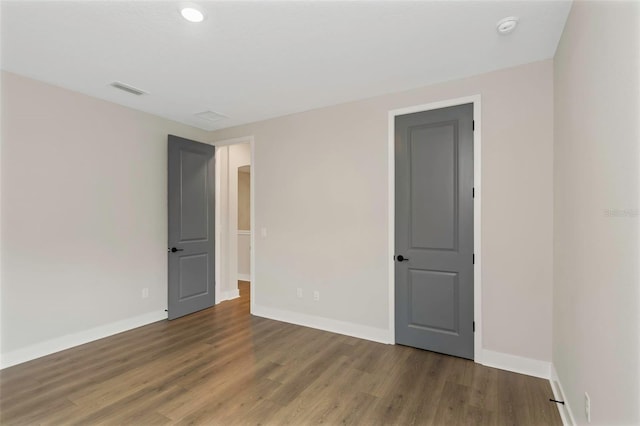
388,95 -> 482,363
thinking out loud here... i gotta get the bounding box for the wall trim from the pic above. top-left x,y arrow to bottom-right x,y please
218,289 -> 240,303
249,138 -> 256,314
480,349 -> 550,379
237,274 -> 251,282
253,304 -> 391,344
388,95 -> 483,360
0,310 -> 167,370
550,364 -> 577,425
214,145 -> 228,309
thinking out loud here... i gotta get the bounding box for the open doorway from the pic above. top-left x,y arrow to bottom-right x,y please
238,165 -> 251,298
237,165 -> 251,296
214,139 -> 254,310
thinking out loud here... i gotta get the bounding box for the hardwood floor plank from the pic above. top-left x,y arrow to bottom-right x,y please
432,381 -> 471,425
67,343 -> 214,408
270,355 -> 367,425
163,359 -> 283,423
469,363 -> 499,413
462,404 -> 495,426
208,377 -> 283,425
0,281 -> 562,426
69,384 -> 185,426
328,391 -> 379,426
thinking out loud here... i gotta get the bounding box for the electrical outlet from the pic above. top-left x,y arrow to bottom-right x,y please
261,227 -> 268,238
585,392 -> 591,423
296,288 -> 303,298
313,291 -> 320,301
142,288 -> 149,299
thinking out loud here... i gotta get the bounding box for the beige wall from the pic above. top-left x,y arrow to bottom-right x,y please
1,71 -> 211,360
2,60 -> 555,367
238,169 -> 251,231
553,1 -> 640,424
211,60 -> 554,362
237,232 -> 251,279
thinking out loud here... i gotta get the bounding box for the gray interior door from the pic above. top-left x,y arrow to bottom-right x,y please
395,103 -> 474,359
168,135 -> 215,320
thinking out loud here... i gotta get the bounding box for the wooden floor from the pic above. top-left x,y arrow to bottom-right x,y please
0,282 -> 561,425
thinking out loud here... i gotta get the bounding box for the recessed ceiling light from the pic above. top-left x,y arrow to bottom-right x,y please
497,16 -> 519,35
180,7 -> 204,23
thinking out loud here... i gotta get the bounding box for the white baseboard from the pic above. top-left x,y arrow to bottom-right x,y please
550,364 -> 577,425
252,304 -> 392,344
251,306 -> 554,380
0,310 -> 167,370
480,349 -> 551,379
237,274 -> 251,282
218,289 -> 240,303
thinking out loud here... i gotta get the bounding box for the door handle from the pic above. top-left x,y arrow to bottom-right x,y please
396,255 -> 409,262
169,247 -> 184,253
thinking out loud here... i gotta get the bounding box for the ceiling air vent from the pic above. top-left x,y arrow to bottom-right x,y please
195,110 -> 227,123
110,81 -> 147,96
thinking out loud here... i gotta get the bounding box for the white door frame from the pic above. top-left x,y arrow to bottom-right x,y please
388,95 -> 483,362
213,135 -> 256,314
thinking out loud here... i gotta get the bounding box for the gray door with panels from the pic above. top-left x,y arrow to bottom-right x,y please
168,135 -> 215,320
395,103 -> 474,359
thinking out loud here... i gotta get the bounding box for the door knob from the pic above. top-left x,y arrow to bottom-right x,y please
396,255 -> 409,262
169,247 -> 184,253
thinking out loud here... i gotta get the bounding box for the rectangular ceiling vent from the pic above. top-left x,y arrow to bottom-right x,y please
110,81 -> 147,96
195,110 -> 227,123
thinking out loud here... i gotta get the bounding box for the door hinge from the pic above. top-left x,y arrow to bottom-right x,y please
473,254 -> 475,264
472,187 -> 475,198
473,321 -> 475,332
472,120 -> 475,131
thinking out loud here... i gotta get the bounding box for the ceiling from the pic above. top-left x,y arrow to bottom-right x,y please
1,1 -> 572,131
